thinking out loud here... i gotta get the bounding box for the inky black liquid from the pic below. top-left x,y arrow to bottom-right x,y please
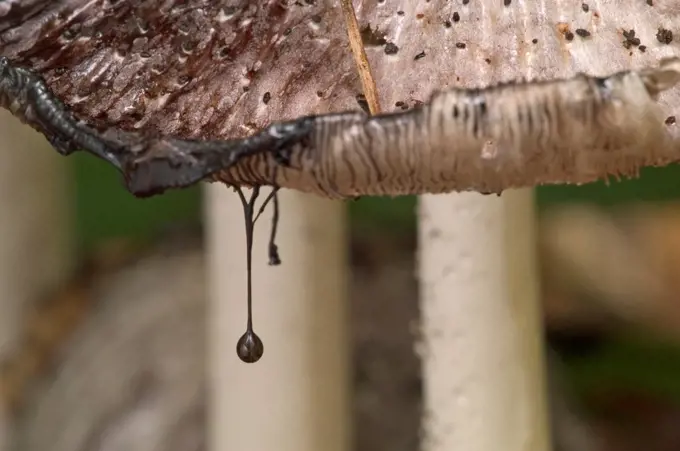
236,329 -> 264,363
234,186 -> 281,364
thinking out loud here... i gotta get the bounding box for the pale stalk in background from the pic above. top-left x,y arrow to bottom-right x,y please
419,190 -> 552,451
207,186 -> 350,451
0,111 -> 72,449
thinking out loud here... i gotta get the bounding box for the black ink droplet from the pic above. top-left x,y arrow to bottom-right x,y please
237,330 -> 264,363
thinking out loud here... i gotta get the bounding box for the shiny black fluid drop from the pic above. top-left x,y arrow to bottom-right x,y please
234,186 -> 280,364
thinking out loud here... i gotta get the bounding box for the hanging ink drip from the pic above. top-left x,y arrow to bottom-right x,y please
234,186 -> 281,363
254,187 -> 282,266
268,193 -> 281,265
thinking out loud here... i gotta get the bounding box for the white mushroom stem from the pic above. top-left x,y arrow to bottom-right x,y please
207,186 -> 351,451
418,189 -> 551,451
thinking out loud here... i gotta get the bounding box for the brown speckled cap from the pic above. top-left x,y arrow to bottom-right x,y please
1,0 -> 678,140
1,0 -> 680,200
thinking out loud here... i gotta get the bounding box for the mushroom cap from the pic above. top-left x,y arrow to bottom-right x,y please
1,0 -> 678,141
